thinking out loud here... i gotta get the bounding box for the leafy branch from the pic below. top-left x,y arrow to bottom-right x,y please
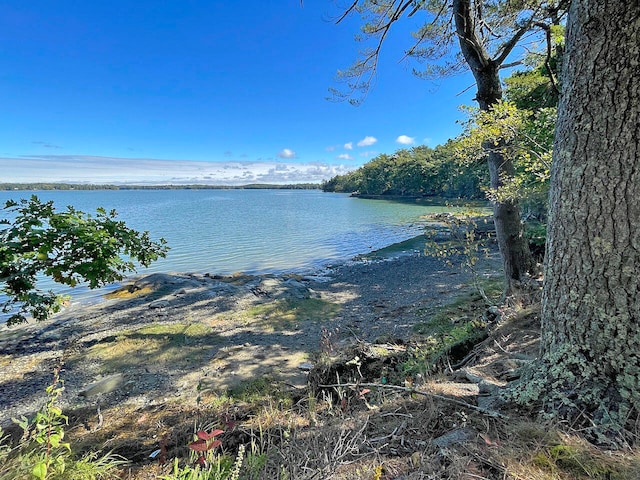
1,196 -> 169,325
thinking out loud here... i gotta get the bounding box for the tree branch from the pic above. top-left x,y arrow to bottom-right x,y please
452,0 -> 490,71
335,0 -> 362,25
492,21 -> 534,66
534,21 -> 560,95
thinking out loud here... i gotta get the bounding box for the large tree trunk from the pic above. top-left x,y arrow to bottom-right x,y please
453,0 -> 536,294
511,0 -> 640,442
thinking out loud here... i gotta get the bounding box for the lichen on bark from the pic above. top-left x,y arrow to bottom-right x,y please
503,0 -> 640,445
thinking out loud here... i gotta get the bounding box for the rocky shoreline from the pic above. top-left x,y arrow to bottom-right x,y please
0,239 -> 501,427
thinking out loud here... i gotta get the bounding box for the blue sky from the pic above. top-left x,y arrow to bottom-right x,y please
0,0 -> 477,185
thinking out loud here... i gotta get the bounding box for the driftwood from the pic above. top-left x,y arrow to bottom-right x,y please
318,382 -> 509,419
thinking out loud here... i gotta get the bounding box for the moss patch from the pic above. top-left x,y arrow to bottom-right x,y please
82,322 -> 221,372
525,441 -> 638,479
212,298 -> 340,332
103,285 -> 154,299
403,281 -> 503,375
359,234 -> 430,260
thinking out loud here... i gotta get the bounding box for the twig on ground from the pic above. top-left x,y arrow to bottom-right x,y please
318,382 -> 509,419
91,404 -> 104,432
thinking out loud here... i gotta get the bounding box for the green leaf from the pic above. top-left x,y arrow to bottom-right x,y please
49,433 -> 62,448
48,406 -> 63,417
1,196 -> 169,324
32,461 -> 47,480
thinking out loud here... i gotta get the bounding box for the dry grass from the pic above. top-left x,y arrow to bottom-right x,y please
67,369 -> 639,480
12,288 -> 640,480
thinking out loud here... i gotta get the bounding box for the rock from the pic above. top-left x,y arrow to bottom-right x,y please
302,274 -> 333,283
78,373 -> 124,397
431,428 -> 475,447
149,300 -> 170,309
210,283 -> 238,296
251,277 -> 316,300
478,380 -> 499,395
298,362 -> 313,371
463,368 -> 484,384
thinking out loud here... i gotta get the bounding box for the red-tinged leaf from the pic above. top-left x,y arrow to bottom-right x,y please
196,429 -> 224,440
224,419 -> 236,430
195,455 -> 206,466
359,388 -> 370,396
188,439 -> 209,452
210,439 -> 222,449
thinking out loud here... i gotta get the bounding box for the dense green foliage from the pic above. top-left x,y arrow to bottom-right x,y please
0,196 -> 169,325
322,144 -> 487,198
324,49 -> 559,237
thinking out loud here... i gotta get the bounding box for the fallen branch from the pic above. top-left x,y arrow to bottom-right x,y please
318,382 -> 509,419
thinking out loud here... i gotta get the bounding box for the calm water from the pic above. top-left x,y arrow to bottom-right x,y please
0,189 -> 460,311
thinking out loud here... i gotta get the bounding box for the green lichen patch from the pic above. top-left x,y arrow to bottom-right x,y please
503,341 -> 640,445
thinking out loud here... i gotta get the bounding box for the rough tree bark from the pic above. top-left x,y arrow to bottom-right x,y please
452,0 -> 537,293
509,0 -> 639,442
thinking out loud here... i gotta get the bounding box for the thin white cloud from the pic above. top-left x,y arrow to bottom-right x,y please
32,141 -> 63,149
325,145 -> 336,152
336,154 -> 354,161
357,136 -> 377,147
359,151 -> 376,157
0,155 -> 356,185
277,148 -> 297,159
396,135 -> 415,145
344,142 -> 353,150
423,137 -> 433,145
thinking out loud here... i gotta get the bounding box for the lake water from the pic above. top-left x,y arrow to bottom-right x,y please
0,189 -> 462,313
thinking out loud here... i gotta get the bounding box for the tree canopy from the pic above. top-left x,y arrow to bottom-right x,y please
332,0 -> 567,104
332,0 -> 568,293
322,143 -> 487,198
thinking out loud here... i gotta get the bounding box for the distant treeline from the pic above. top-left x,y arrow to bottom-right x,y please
0,183 -> 321,191
321,144 -> 487,199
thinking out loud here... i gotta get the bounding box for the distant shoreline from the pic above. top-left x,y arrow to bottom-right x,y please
0,182 -> 321,191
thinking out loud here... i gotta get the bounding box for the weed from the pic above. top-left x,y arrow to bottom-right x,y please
423,209 -> 497,302
161,424 -> 251,480
0,364 -> 125,479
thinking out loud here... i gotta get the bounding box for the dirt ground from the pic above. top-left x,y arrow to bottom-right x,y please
0,240 -> 557,479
